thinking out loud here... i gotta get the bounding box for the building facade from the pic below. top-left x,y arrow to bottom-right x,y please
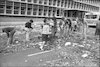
0,0 -> 100,26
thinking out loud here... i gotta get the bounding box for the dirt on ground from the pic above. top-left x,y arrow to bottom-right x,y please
0,26 -> 100,67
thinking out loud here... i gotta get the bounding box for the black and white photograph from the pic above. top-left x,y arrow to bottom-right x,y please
0,0 -> 100,67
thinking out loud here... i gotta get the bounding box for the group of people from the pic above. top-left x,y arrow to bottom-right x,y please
2,19 -> 34,45
41,17 -> 80,44
2,16 -> 100,46
1,16 -> 57,45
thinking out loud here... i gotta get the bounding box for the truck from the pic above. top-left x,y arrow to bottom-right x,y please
84,12 -> 100,28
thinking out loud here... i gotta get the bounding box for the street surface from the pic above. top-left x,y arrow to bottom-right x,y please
0,48 -> 59,67
0,26 -> 100,67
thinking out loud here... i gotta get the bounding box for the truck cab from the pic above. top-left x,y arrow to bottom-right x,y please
84,12 -> 100,28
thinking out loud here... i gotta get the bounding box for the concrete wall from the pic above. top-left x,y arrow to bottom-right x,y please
0,16 -> 61,29
0,16 -> 61,26
0,16 -> 61,33
0,16 -> 45,26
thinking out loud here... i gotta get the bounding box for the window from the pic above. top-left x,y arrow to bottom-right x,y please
84,4 -> 87,10
86,15 -> 97,19
90,6 -> 93,11
44,0 -> 47,5
27,8 -> 32,15
44,6 -> 48,16
0,0 -> 5,14
0,9 -> 4,13
60,9 -> 63,16
21,0 -> 26,1
48,7 -> 52,16
93,7 -> 95,11
77,2 -> 80,9
33,0 -> 38,3
6,1 -> 13,14
88,5 -> 90,11
91,15 -> 97,19
61,0 -> 64,7
57,0 -> 60,6
96,7 -> 99,12
64,10 -> 68,17
49,0 -> 52,5
6,1 -> 13,6
53,7 -> 56,16
28,4 -> 32,8
0,5 -> 5,9
27,4 -> 32,15
53,0 -> 57,6
88,5 -> 90,10
21,3 -> 26,15
0,1 -> 5,14
39,0 -> 43,4
33,5 -> 38,15
86,5 -> 88,10
71,1 -> 74,8
72,11 -> 77,17
80,3 -> 83,9
57,9 -> 60,16
14,11 -> 19,14
82,4 -> 84,9
74,2 -> 77,8
0,0 -> 5,5
65,0 -> 67,7
14,2 -> 20,14
78,11 -> 84,18
68,0 -> 71,8
38,6 -> 43,15
14,2 -> 20,7
6,10 -> 12,14
27,0 -> 32,2
21,10 -> 26,14
81,3 -> 84,9
6,6 -> 12,9
68,11 -> 72,17
21,3 -> 26,7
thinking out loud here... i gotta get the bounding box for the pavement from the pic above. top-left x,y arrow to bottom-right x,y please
0,26 -> 99,67
0,47 -> 61,67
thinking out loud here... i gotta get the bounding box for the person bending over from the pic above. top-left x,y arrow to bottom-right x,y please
2,27 -> 16,45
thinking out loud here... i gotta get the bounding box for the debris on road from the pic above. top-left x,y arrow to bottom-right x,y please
65,42 -> 71,46
0,27 -> 99,67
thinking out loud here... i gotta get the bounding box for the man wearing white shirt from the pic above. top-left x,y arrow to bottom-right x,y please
42,18 -> 51,44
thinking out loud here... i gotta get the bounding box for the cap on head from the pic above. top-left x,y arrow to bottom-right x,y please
30,19 -> 33,23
